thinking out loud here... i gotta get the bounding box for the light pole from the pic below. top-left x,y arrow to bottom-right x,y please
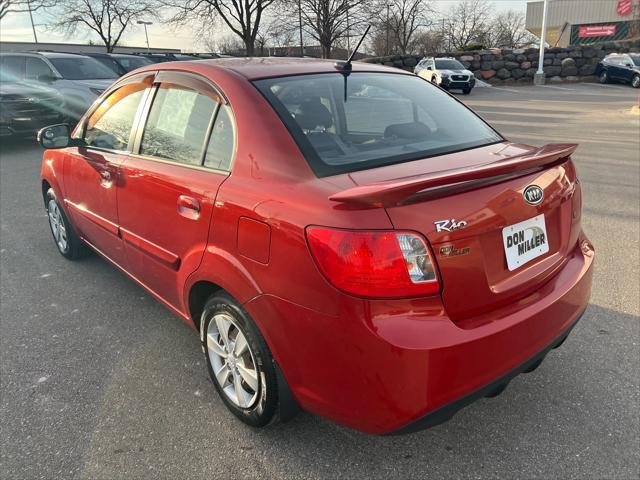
534,0 -> 549,85
137,20 -> 153,53
385,3 -> 390,56
27,0 -> 38,43
298,0 -> 304,57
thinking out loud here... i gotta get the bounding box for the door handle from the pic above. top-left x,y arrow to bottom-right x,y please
99,169 -> 112,188
177,195 -> 200,220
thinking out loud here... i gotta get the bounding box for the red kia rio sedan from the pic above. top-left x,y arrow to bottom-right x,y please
38,58 -> 594,435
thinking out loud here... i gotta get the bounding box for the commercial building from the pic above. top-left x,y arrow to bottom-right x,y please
0,41 -> 180,54
526,0 -> 640,47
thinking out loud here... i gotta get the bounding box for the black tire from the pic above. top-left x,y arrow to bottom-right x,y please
45,188 -> 87,260
201,292 -> 279,427
599,70 -> 609,84
462,87 -> 472,95
632,74 -> 640,89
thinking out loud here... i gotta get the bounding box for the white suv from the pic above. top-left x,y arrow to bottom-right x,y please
0,52 -> 118,121
415,57 -> 476,95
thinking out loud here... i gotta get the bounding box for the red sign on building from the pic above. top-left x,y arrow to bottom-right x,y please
617,0 -> 633,16
579,25 -> 617,38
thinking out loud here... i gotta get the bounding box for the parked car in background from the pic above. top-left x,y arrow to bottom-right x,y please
84,53 -> 153,76
415,57 -> 476,94
596,53 -> 640,88
133,52 -> 199,64
0,52 -> 118,121
38,58 -> 593,435
0,61 -> 66,138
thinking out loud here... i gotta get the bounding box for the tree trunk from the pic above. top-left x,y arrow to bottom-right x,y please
321,42 -> 331,59
244,38 -> 255,57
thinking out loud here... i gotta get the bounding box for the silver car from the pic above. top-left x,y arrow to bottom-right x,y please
0,52 -> 118,121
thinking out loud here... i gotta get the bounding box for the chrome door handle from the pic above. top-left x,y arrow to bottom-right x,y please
99,170 -> 112,188
177,195 -> 200,220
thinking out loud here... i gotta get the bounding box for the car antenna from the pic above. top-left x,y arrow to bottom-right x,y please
334,24 -> 371,101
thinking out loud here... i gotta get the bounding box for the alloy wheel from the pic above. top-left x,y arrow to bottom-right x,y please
47,200 -> 68,253
632,75 -> 640,88
206,313 -> 259,408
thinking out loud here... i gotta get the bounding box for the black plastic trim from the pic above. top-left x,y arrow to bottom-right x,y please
388,309 -> 586,435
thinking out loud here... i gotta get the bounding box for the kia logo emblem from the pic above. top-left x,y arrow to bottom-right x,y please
523,185 -> 544,205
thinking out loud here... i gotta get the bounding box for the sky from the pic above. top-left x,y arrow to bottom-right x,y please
0,0 -> 528,52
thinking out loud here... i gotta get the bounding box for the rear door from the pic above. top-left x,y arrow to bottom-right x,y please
117,71 -> 234,310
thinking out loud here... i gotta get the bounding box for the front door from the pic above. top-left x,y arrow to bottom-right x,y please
64,78 -> 151,266
117,72 -> 234,310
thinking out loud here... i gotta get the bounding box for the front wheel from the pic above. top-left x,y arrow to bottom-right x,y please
599,71 -> 609,84
632,74 -> 640,89
462,87 -> 472,95
45,188 -> 87,259
201,293 -> 279,427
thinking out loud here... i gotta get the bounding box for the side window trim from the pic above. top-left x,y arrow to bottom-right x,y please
130,71 -> 233,175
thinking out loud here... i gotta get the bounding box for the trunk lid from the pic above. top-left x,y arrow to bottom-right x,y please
337,142 -> 582,321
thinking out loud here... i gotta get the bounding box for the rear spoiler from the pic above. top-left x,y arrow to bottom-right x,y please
329,143 -> 578,207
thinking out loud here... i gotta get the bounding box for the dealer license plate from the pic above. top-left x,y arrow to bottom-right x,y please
502,214 -> 549,271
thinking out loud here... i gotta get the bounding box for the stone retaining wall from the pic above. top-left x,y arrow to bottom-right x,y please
359,39 -> 640,84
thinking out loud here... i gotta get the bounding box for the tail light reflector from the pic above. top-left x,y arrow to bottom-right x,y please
305,227 -> 440,298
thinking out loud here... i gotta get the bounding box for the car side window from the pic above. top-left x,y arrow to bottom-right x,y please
140,84 -> 217,166
25,58 -> 54,81
204,104 -> 235,171
0,55 -> 25,82
85,83 -> 147,151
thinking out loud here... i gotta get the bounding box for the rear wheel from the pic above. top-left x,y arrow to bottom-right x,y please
632,74 -> 640,89
201,293 -> 278,427
599,71 -> 609,84
45,188 -> 87,260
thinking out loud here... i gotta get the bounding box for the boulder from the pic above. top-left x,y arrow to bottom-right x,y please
543,65 -> 562,76
511,68 -> 525,79
383,61 -> 394,67
565,76 -> 579,82
472,61 -> 481,69
473,54 -> 481,61
393,59 -> 403,67
556,52 -> 569,59
575,58 -> 587,68
520,61 -> 532,70
480,69 -> 496,79
562,66 -> 578,76
492,60 -> 505,69
505,61 -> 520,70
525,68 -> 537,78
516,77 -> 530,84
561,57 -> 576,68
552,58 -> 562,66
481,61 -> 492,70
496,68 -> 511,79
460,55 -> 474,62
527,53 -> 538,61
543,58 -> 553,66
512,48 -> 525,54
582,48 -> 597,58
482,54 -> 493,61
549,76 -> 563,83
569,50 -> 582,58
504,53 -> 516,61
404,57 -> 417,67
516,54 -> 526,62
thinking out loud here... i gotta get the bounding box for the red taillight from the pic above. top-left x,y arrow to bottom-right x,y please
305,227 -> 440,298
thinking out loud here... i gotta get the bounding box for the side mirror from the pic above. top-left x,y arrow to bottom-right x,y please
38,124 -> 71,149
624,63 -> 633,68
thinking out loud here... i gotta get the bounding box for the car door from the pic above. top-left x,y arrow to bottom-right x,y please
619,56 -> 635,82
608,58 -> 624,80
117,71 -> 233,310
63,73 -> 153,267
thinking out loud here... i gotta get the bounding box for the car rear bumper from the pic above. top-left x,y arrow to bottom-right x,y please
244,234 -> 594,434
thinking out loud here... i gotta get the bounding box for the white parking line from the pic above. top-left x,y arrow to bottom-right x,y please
535,85 -> 577,91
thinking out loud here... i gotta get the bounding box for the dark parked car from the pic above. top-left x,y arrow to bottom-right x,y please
133,53 -> 198,64
0,61 -> 66,138
84,53 -> 154,76
596,53 -> 640,88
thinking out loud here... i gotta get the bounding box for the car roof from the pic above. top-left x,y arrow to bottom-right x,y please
151,57 -> 411,80
35,51 -> 94,59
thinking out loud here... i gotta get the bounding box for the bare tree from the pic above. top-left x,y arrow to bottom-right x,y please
0,0 -> 57,20
164,0 -> 277,56
54,0 -> 157,52
297,0 -> 365,58
490,10 -> 535,48
204,34 -> 246,54
444,0 -> 493,50
413,28 -> 443,55
382,0 -> 433,55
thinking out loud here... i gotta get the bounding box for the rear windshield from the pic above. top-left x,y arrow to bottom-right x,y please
254,72 -> 502,177
114,56 -> 153,72
631,56 -> 640,66
49,57 -> 117,80
435,59 -> 465,70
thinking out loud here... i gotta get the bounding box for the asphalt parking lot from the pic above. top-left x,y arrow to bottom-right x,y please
1,82 -> 639,480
